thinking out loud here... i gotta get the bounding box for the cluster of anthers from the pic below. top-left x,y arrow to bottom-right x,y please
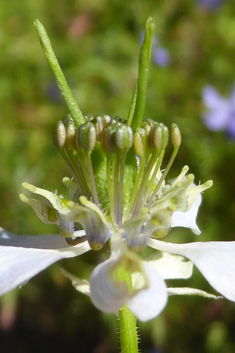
20,113 -> 211,253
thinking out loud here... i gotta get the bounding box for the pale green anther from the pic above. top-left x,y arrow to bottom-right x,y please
84,113 -> 94,122
133,128 -> 148,157
99,127 -> 108,153
91,114 -> 111,139
115,125 -> 133,151
161,125 -> 169,149
90,118 -> 103,139
77,122 -> 97,151
149,124 -> 162,149
171,123 -> 181,147
112,116 -> 126,125
142,119 -> 157,137
100,123 -> 119,154
89,241 -> 103,251
97,113 -> 111,126
53,121 -> 66,149
179,173 -> 194,188
66,121 -> 76,150
146,118 -> 155,127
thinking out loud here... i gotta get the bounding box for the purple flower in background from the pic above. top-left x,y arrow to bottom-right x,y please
197,0 -> 224,10
152,36 -> 170,67
141,33 -> 170,67
202,85 -> 235,138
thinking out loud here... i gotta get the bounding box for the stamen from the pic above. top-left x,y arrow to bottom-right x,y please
115,125 -> 133,225
53,121 -> 91,197
77,122 -> 100,205
148,124 -> 181,205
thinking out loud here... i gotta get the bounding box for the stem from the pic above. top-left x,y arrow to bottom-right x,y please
131,17 -> 155,131
107,156 -> 115,221
115,267 -> 139,353
127,82 -> 137,126
34,19 -> 85,128
85,151 -> 100,205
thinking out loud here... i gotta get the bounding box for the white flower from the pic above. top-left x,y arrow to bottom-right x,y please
0,228 -> 90,296
0,117 -> 223,322
2,191 -> 235,322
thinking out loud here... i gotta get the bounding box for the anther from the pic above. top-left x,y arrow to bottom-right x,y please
53,120 -> 66,149
66,121 -> 76,150
115,125 -> 133,151
84,113 -> 94,122
100,123 -> 119,154
161,124 -> 169,148
148,124 -> 162,149
133,128 -> 148,157
77,122 -> 97,151
171,123 -> 181,147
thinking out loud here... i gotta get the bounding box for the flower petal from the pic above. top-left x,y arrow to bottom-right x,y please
171,193 -> 202,235
167,287 -> 221,299
90,256 -> 129,314
90,253 -> 168,321
0,228 -> 90,296
148,238 -> 235,301
146,252 -> 193,279
128,263 -> 168,321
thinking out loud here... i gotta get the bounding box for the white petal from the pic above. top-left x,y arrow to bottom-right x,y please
90,256 -> 129,314
0,228 -> 90,296
61,268 -> 90,296
128,263 -> 167,321
148,238 -> 235,301
146,252 -> 193,279
171,193 -> 202,234
167,287 -> 220,299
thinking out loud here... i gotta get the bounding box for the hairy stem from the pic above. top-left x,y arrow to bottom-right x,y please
115,267 -> 139,353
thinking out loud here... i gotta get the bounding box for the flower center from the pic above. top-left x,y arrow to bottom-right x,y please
53,114 -> 182,247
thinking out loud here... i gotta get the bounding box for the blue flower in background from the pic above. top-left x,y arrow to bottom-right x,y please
152,36 -> 170,67
141,33 -> 170,67
202,85 -> 235,137
197,0 -> 224,10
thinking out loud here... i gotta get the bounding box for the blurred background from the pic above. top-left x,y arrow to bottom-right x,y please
1,0 -> 235,352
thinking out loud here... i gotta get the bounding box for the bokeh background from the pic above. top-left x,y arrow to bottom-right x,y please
1,0 -> 235,352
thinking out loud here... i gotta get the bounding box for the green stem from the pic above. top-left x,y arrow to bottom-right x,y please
127,82 -> 137,126
34,19 -> 85,128
115,267 -> 139,353
131,17 -> 155,131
